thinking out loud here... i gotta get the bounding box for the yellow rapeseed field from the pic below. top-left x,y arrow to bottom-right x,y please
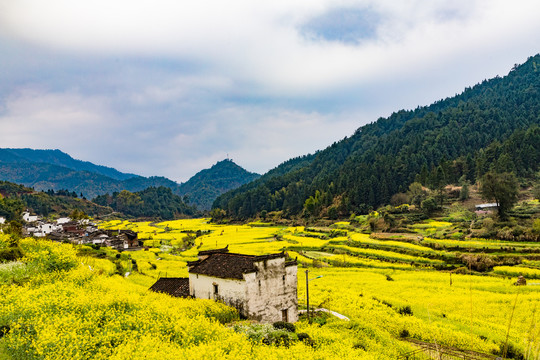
1,219 -> 539,359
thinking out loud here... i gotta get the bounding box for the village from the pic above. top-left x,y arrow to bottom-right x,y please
5,211 -> 142,251
2,211 -> 299,323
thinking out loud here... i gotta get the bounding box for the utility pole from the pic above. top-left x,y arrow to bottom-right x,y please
305,270 -> 323,324
305,269 -> 310,324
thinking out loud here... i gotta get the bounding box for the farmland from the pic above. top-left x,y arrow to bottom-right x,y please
1,218 -> 540,359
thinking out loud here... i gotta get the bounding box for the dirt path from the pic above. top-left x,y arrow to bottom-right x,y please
298,308 -> 350,321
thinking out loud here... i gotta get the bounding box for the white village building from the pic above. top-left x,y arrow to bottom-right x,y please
22,211 -> 39,223
151,247 -> 298,323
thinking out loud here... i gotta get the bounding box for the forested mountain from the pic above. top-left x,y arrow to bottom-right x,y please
0,149 -> 136,180
93,187 -> 198,219
213,55 -> 540,219
0,150 -> 257,208
177,159 -> 260,210
0,181 -> 112,221
0,162 -> 180,199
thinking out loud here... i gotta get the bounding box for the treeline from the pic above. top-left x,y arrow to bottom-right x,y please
93,186 -> 198,220
213,55 -> 540,219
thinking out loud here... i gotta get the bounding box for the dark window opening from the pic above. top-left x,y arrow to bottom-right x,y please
281,309 -> 288,322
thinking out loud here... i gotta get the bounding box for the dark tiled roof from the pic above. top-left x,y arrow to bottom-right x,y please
198,246 -> 229,256
189,251 -> 288,280
149,277 -> 190,297
189,253 -> 257,279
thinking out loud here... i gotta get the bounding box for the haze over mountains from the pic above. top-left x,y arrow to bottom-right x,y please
0,149 -> 259,210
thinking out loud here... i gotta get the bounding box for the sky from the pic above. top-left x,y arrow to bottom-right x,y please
1,0 -> 539,183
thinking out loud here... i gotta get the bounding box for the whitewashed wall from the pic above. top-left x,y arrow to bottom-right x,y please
189,256 -> 298,323
245,258 -> 298,322
189,273 -> 246,311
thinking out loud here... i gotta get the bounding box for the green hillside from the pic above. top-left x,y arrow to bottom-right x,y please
0,181 -> 112,220
213,55 -> 540,219
93,187 -> 198,220
177,159 -> 260,210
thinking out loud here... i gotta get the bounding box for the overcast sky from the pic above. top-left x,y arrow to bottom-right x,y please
1,0 -> 539,182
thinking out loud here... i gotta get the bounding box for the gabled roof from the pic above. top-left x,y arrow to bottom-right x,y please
188,251 -> 290,280
149,277 -> 190,297
198,245 -> 229,256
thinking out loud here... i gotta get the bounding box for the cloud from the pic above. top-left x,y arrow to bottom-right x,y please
1,0 -> 540,183
3,1 -> 540,95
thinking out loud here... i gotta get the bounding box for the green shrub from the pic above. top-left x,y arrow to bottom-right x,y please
399,329 -> 410,338
398,305 -> 413,316
233,323 -> 296,346
0,325 -> 10,338
273,321 -> 296,333
492,341 -> 524,360
0,247 -> 23,262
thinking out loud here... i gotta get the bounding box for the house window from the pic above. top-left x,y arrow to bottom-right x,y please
213,284 -> 219,294
281,309 -> 288,322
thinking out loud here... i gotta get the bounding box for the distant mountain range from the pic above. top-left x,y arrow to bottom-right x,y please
0,149 -> 259,210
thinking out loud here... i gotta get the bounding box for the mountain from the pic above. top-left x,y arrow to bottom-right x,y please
0,149 -> 136,180
0,149 -> 259,210
213,54 -> 540,219
177,159 -> 260,210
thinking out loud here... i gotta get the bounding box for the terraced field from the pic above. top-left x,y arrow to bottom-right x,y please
94,218 -> 540,358
2,218 -> 538,359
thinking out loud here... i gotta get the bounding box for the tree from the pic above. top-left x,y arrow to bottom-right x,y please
533,182 -> 540,201
479,172 -> 519,220
421,197 -> 438,215
390,193 -> 409,206
459,182 -> 470,201
407,182 -> 426,206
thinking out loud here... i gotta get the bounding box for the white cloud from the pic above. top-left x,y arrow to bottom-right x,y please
3,0 -> 540,96
0,89 -> 112,143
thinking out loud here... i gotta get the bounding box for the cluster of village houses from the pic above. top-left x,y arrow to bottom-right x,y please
2,212 -> 299,323
1,209 -> 309,324
0,211 -> 141,251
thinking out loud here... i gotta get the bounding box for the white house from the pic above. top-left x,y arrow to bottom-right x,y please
56,217 -> 71,225
187,247 -> 298,323
38,223 -> 60,235
475,203 -> 498,211
22,211 -> 39,223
